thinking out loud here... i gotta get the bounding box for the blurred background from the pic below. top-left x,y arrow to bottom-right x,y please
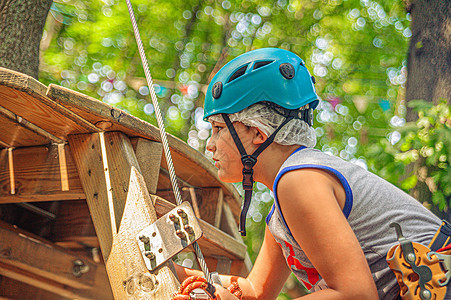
1,0 -> 449,298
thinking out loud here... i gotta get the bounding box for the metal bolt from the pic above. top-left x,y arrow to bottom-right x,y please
184,225 -> 194,235
0,248 -> 11,258
139,235 -> 150,244
176,229 -> 186,240
407,253 -> 415,263
422,289 -> 431,300
73,259 -> 90,277
177,209 -> 189,225
144,251 -> 155,260
177,209 -> 187,218
169,213 -> 180,224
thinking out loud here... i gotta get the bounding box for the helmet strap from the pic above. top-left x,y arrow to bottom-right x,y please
221,112 -> 296,236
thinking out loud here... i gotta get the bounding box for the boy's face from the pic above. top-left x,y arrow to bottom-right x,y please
206,120 -> 255,183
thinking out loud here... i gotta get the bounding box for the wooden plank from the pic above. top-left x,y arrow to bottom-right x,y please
0,86 -> 96,141
0,276 -> 71,300
0,260 -> 113,300
69,132 -> 179,299
0,110 -> 51,147
51,200 -> 97,247
0,145 -> 85,203
214,189 -> 224,228
46,83 -> 241,203
132,138 -> 162,194
0,220 -> 97,290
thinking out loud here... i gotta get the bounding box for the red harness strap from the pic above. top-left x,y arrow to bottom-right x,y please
172,276 -> 243,300
172,276 -> 215,300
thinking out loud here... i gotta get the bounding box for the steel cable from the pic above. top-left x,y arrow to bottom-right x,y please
125,0 -> 212,284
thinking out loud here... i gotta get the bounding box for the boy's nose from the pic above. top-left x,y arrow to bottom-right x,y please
206,137 -> 215,152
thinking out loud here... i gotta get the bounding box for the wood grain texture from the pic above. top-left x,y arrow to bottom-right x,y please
51,200 -> 97,246
0,260 -> 113,300
69,132 -> 179,299
0,145 -> 85,203
0,66 -> 241,209
0,86 -> 96,140
0,276 -> 71,300
0,220 -> 102,291
133,138 -> 162,194
0,110 -> 50,147
46,83 -> 241,203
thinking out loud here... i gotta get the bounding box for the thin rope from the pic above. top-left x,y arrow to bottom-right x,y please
124,0 -> 212,284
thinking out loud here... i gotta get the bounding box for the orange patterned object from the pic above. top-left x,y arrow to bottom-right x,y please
227,281 -> 243,300
172,276 -> 216,300
172,276 -> 244,300
386,242 -> 448,300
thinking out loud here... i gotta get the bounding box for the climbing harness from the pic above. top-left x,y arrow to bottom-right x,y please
386,222 -> 451,300
124,0 -> 215,292
171,276 -> 243,300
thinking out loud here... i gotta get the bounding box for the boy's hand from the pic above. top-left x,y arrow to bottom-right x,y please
213,284 -> 239,300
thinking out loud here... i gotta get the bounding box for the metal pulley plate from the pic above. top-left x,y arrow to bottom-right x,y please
137,202 -> 202,271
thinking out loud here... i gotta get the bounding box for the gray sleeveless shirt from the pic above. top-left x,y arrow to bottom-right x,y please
266,147 -> 441,299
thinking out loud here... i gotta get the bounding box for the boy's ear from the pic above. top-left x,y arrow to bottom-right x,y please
253,127 -> 268,145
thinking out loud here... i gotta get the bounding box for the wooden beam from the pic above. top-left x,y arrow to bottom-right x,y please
0,109 -> 51,148
46,83 -> 242,203
0,221 -> 113,299
69,132 -> 179,299
0,145 -> 85,203
0,276 -> 71,300
214,189 -> 224,228
51,199 -> 98,248
132,138 -> 162,194
0,260 -> 112,300
0,105 -> 64,144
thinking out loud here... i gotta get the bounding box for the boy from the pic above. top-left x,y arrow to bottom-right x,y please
174,48 -> 447,299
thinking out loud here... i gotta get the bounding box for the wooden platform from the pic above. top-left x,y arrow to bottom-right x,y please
0,67 -> 251,299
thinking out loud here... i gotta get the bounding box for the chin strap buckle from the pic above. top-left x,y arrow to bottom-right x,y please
241,155 -> 257,191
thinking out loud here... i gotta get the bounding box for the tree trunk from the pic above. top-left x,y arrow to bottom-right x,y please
405,0 -> 450,218
0,0 -> 53,79
405,0 -> 451,121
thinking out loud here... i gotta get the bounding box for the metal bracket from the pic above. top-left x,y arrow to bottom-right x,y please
390,223 -> 433,300
137,202 -> 202,271
426,251 -> 451,286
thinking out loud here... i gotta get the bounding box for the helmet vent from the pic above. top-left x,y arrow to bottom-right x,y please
253,60 -> 273,70
227,64 -> 249,83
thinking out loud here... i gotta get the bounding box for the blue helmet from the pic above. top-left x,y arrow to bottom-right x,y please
203,48 -> 319,121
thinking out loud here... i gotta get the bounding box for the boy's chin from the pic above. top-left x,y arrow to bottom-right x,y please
218,172 -> 241,183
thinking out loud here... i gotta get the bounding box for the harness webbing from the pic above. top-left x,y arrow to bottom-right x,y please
221,109 -> 299,236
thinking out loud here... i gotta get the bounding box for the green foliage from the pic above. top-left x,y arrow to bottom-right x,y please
38,0 -> 450,297
391,100 -> 450,211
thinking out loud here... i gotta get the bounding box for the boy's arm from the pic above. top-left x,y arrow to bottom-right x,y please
174,226 -> 291,300
277,168 -> 378,299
